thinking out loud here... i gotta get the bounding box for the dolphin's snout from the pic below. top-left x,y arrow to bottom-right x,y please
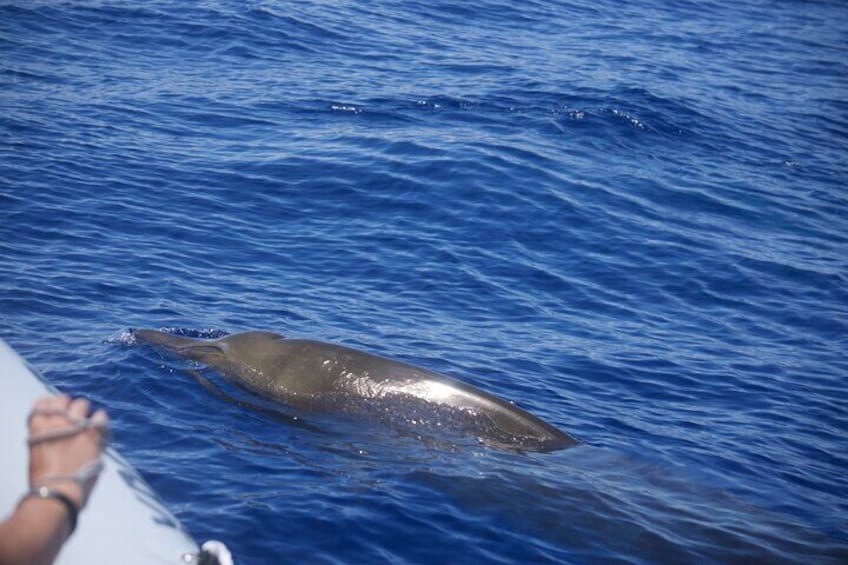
134,328 -> 167,345
135,329 -> 226,365
134,329 -> 198,351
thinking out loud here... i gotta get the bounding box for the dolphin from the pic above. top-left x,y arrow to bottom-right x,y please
134,329 -> 578,451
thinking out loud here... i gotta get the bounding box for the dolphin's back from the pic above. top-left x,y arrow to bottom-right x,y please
283,340 -> 578,451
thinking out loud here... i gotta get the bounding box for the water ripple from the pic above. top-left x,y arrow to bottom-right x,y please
2,0 -> 848,562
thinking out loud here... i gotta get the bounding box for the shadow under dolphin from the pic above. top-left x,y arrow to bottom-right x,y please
134,329 -> 579,452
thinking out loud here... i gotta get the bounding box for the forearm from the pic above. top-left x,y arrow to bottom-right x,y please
0,496 -> 72,565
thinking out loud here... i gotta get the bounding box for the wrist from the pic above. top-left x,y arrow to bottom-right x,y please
28,459 -> 102,510
30,477 -> 86,509
17,487 -> 79,538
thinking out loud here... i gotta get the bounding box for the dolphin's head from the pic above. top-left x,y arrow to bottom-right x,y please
136,329 -> 289,393
135,329 -> 284,367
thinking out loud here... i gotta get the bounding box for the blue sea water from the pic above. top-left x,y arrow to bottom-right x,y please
2,0 -> 847,562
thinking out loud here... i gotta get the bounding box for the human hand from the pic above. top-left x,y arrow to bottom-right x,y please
27,395 -> 109,509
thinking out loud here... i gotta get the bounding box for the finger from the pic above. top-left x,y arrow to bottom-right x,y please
32,396 -> 53,411
67,397 -> 91,421
89,409 -> 110,447
29,396 -> 71,429
33,394 -> 70,413
89,409 -> 109,429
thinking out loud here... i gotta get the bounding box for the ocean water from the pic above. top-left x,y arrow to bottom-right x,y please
2,0 -> 847,563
